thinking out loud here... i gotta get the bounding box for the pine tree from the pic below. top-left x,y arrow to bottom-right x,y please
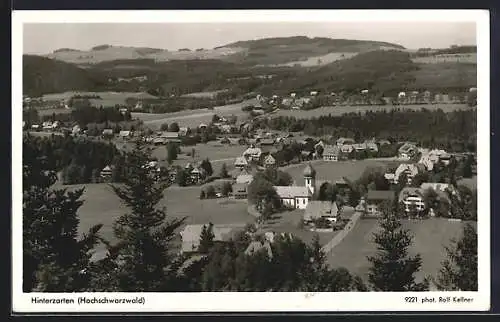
367,209 -> 429,291
23,136 -> 103,292
198,223 -> 215,253
166,143 -> 178,165
220,163 -> 229,178
102,140 -> 186,291
436,224 -> 477,291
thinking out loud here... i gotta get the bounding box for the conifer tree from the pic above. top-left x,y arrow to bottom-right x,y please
103,140 -> 186,291
198,223 -> 215,254
436,224 -> 477,291
367,209 -> 429,291
23,135 -> 102,292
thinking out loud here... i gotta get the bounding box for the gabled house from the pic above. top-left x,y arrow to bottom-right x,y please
232,183 -> 249,199
303,201 -> 340,223
263,154 -> 276,168
398,187 -> 426,213
340,144 -> 354,154
323,145 -> 341,161
243,146 -> 262,162
234,156 -> 249,170
236,173 -> 254,185
100,165 -> 113,180
365,190 -> 396,216
157,131 -> 181,144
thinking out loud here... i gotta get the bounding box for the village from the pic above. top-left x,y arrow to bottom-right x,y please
21,96 -> 477,273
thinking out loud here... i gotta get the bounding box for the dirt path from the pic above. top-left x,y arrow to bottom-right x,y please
321,211 -> 363,254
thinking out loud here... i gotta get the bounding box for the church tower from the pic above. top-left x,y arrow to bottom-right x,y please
303,163 -> 316,195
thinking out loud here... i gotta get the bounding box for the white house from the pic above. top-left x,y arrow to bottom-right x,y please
234,156 -> 249,170
304,201 -> 340,223
243,146 -> 262,162
323,145 -> 341,161
398,187 -> 426,213
393,163 -> 423,185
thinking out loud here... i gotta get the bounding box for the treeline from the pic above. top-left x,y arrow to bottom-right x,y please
71,104 -> 132,126
23,133 -> 120,185
23,140 -> 478,293
257,108 -> 477,152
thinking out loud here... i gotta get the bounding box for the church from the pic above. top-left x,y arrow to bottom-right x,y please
273,163 -> 317,209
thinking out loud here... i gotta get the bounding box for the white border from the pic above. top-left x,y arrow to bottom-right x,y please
12,10 -> 490,313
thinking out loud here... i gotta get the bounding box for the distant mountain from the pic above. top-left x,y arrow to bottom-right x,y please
23,55 -> 106,97
44,36 -> 405,67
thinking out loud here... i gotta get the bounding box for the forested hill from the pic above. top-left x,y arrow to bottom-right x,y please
23,55 -> 106,97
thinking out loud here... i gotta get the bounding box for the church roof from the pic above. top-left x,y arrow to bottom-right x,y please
303,163 -> 316,177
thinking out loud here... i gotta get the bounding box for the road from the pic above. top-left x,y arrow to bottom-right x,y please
321,211 -> 363,254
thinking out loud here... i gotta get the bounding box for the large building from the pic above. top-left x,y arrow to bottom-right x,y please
273,163 -> 316,209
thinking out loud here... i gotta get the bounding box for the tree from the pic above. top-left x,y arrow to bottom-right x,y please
220,163 -> 229,178
160,123 -> 169,131
367,209 -> 429,291
102,140 -> 186,291
23,136 -> 103,292
168,122 -> 180,132
198,223 -> 215,254
204,185 -> 216,198
166,143 -> 178,164
247,176 -> 280,215
221,182 -> 233,197
436,224 -> 477,291
317,182 -> 338,202
200,158 -> 213,177
176,168 -> 188,187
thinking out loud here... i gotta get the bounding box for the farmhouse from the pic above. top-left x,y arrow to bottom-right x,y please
340,144 -> 354,154
100,165 -> 113,180
243,146 -> 263,162
398,187 -> 426,214
365,190 -> 396,217
234,156 -> 249,170
179,224 -> 245,254
264,154 -> 276,168
157,131 -> 181,144
303,201 -> 340,223
232,183 -> 249,199
323,145 -> 341,161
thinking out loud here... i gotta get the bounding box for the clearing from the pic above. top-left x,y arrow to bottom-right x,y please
326,217 -> 475,283
275,104 -> 472,119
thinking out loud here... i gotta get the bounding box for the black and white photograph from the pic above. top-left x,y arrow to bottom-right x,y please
12,10 -> 490,312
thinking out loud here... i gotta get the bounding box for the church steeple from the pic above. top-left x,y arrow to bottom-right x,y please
303,163 -> 316,194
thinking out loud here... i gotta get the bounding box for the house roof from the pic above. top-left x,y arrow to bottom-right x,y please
264,154 -> 276,164
399,142 -> 417,153
179,224 -> 246,253
243,147 -> 262,156
304,201 -> 339,221
234,156 -> 248,166
102,129 -> 113,134
119,130 -> 131,136
274,186 -> 310,199
398,187 -> 424,201
245,241 -> 273,258
101,165 -> 113,172
158,131 -> 179,138
323,145 -> 340,156
337,137 -> 355,145
259,138 -> 275,145
366,190 -> 396,202
303,163 -> 316,177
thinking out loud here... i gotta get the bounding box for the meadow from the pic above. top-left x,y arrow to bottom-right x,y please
326,217 -> 475,284
73,183 -> 254,259
275,104 -> 472,119
284,159 -> 398,184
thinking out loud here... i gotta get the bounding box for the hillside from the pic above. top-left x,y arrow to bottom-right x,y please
44,36 -> 405,67
23,55 -> 107,97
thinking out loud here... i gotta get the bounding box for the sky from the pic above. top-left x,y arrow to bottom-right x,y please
23,22 -> 476,54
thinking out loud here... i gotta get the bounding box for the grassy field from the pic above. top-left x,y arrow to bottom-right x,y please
327,217 -> 475,283
37,108 -> 72,116
285,159 -> 398,184
132,99 -> 255,129
458,176 -> 478,190
73,183 -> 254,258
275,104 -> 472,119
